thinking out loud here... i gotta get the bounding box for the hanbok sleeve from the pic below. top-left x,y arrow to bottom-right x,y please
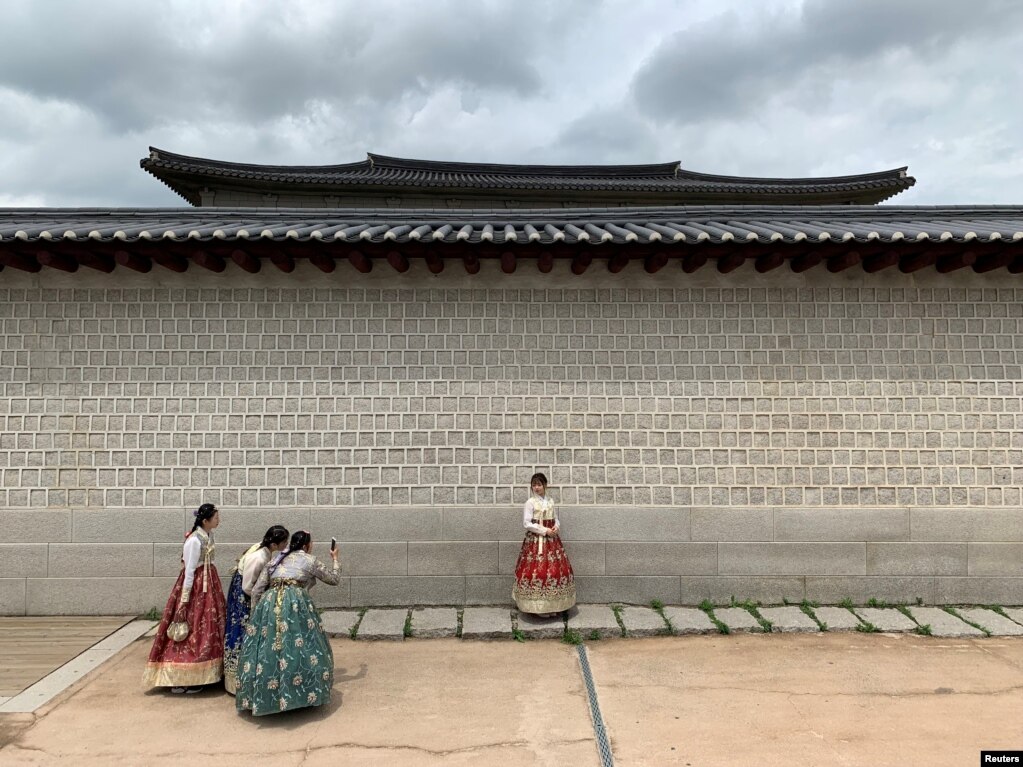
179,534 -> 201,603
552,503 -> 561,534
241,549 -> 267,596
250,562 -> 271,605
523,499 -> 545,534
310,556 -> 342,586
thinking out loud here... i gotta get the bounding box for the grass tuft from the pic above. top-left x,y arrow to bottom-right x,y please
562,629 -> 583,645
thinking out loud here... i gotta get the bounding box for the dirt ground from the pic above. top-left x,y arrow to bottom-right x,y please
1,633 -> 1020,766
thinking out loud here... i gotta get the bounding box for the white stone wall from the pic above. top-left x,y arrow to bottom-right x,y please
1,260 -> 1021,612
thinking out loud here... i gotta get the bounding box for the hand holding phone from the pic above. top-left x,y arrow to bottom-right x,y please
330,537 -> 337,551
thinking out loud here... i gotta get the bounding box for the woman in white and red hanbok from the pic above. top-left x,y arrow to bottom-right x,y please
513,473 -> 576,615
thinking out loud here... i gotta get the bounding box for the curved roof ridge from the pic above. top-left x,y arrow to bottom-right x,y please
677,166 -> 911,185
365,153 -> 680,178
144,146 -> 371,174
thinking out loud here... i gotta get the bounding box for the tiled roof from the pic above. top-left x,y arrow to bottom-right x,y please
141,148 -> 915,205
2,205 -> 1020,245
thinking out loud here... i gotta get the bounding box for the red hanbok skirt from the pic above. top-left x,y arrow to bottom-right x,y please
142,564 -> 226,688
513,520 -> 576,614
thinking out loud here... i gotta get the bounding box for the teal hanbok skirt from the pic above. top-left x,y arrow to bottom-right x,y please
235,581 -> 334,716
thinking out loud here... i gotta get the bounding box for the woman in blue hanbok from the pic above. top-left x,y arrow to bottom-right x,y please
223,525 -> 289,694
236,530 -> 341,716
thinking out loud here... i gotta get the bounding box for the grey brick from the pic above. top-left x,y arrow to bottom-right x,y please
559,507 -> 690,541
967,544 -> 1023,576
0,578 -> 27,616
854,607 -> 917,632
911,509 -> 1023,542
357,608 -> 408,640
461,607 -> 513,639
691,507 -> 773,541
662,606 -> 716,634
0,545 -> 47,579
465,576 -> 513,605
906,606 -> 984,637
574,576 -> 681,605
605,542 -> 717,576
351,576 -> 464,606
408,542 -> 498,575
310,577 -> 350,609
0,511 -> 71,543
49,544 -> 153,578
759,606 -> 819,632
410,607 -> 458,638
215,508 -> 311,543
441,507 -> 523,541
26,577 -> 177,615
933,577 -> 1023,605
340,508 -> 444,541
719,543 -> 865,575
72,509 -> 187,543
775,508 -> 909,541
867,543 -> 967,576
340,542 -> 408,576
566,604 -> 622,638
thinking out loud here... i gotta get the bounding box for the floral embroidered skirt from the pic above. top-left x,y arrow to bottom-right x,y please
513,521 -> 576,614
142,564 -> 226,688
222,571 -> 251,695
235,583 -> 334,716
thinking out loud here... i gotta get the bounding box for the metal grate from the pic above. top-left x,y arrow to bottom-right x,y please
576,644 -> 615,767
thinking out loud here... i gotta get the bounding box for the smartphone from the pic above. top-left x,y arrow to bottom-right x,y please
330,537 -> 337,552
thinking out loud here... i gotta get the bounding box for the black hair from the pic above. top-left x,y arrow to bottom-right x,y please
191,503 -> 218,533
259,525 -> 289,550
268,529 -> 311,577
530,472 -> 548,488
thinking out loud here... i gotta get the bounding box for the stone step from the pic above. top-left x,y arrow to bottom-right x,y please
619,606 -> 668,637
410,608 -> 458,639
854,607 -> 917,632
320,610 -> 361,638
759,606 -> 819,633
566,604 -> 622,639
957,608 -> 1023,636
516,611 -> 565,639
662,607 -> 716,635
461,607 -> 513,640
714,607 -> 762,633
812,607 -> 863,631
357,609 -> 408,640
906,607 -> 984,637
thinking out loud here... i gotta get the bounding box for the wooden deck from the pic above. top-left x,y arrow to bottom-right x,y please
0,617 -> 133,697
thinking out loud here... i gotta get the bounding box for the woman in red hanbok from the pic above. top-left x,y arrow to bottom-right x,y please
513,473 -> 575,615
142,503 -> 226,692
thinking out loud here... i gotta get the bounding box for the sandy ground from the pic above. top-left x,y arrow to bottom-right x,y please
1,633 -> 1021,766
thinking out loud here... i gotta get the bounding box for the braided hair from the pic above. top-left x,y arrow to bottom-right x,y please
268,530 -> 311,577
259,525 -> 289,550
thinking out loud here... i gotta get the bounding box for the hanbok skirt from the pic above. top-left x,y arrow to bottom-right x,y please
143,564 -> 226,688
513,520 -> 576,614
236,582 -> 334,716
223,571 -> 251,695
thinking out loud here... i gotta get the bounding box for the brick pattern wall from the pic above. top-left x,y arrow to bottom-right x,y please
1,277 -> 1021,510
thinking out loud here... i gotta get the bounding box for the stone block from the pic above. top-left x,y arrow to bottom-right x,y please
441,507 -> 523,541
906,606 -> 984,637
719,543 -> 865,575
72,509 -> 188,543
679,576 -> 805,606
0,579 -> 26,616
967,544 -> 1023,576
320,610 -> 361,637
0,510 -> 71,543
691,507 -> 773,541
775,508 -> 909,542
910,509 -> 1023,542
618,606 -> 668,636
465,576 -> 513,605
336,508 -> 444,542
812,606 -> 863,631
357,608 -> 408,640
866,543 -> 967,576
566,604 -> 622,638
408,542 -> 499,575
48,544 -> 153,578
574,576 -> 681,605
461,607 -> 513,639
26,577 -> 177,615
214,508 -> 311,543
559,507 -> 690,541
1000,608 -> 1023,627
662,606 -> 716,634
854,607 -> 916,632
957,608 -> 1023,636
933,577 -> 1023,605
805,576 -> 935,605
351,576 -> 464,606
340,542 -> 408,576
516,611 -> 565,639
411,607 -> 458,638
0,545 -> 47,578
714,606 -> 761,632
311,578 -> 351,609
605,542 -> 717,576
759,606 -> 819,632
305,508 -> 352,548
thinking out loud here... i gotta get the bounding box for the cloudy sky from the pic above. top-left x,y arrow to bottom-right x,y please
2,0 -> 1022,207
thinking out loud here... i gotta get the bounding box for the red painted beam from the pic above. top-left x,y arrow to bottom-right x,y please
973,251 -> 1016,273
500,251 -> 516,274
230,248 -> 261,273
463,253 -> 480,274
348,249 -> 372,273
537,251 -> 554,273
898,251 -> 938,273
790,250 -> 823,273
607,251 -> 630,274
114,250 -> 152,273
937,251 -> 977,273
386,251 -> 410,273
0,250 -> 42,272
716,252 -> 745,273
827,251 -> 861,272
643,252 -> 669,274
571,252 -> 592,275
425,252 -> 444,274
755,251 -> 786,273
269,251 -> 296,273
863,251 -> 899,273
36,250 -> 78,272
681,252 -> 707,273
309,252 -> 336,273
150,250 -> 189,273
192,250 -> 226,272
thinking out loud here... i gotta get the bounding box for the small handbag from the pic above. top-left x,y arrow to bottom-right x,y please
167,621 -> 190,642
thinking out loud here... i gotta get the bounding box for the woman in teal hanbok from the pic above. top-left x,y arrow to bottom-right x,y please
236,530 -> 341,716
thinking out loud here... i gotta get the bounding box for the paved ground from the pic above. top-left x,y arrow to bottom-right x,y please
1,630 -> 1020,766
